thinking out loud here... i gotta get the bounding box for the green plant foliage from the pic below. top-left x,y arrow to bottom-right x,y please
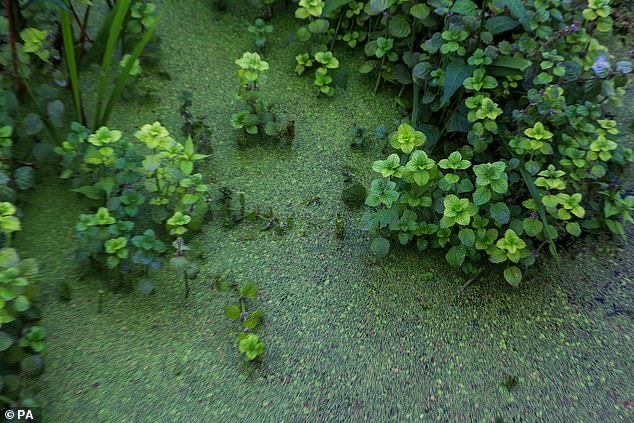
177,91 -> 212,154
0,247 -> 44,406
363,76 -> 633,287
232,52 -> 283,138
55,122 -> 209,292
224,280 -> 265,361
248,18 -> 274,49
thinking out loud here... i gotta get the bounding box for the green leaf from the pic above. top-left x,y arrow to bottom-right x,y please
360,212 -> 379,231
491,55 -> 532,71
503,266 -> 522,287
490,202 -> 510,224
20,113 -> 44,136
0,248 -> 20,268
458,229 -> 475,247
14,295 -> 30,312
370,236 -> 390,257
503,0 -> 531,31
410,3 -> 431,19
359,60 -> 378,74
450,0 -> 478,15
388,15 -> 411,38
72,185 -> 102,200
473,186 -> 491,206
446,245 -> 466,267
240,281 -> 258,299
322,0 -> 354,18
342,184 -> 367,209
442,59 -> 474,106
224,305 -> 241,320
523,218 -> 543,237
485,16 -> 520,34
0,331 -> 13,351
99,0 -> 174,127
565,222 -> 582,237
14,166 -> 34,190
369,0 -> 396,14
308,18 -> 330,34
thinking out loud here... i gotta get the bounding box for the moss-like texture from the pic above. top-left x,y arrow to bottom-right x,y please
15,1 -> 634,421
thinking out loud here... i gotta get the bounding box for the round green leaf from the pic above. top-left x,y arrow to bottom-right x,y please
370,236 -> 390,257
490,202 -> 510,224
503,266 -> 522,287
446,245 -> 466,267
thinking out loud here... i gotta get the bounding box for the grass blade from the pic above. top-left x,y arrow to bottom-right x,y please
99,0 -> 173,127
519,166 -> 560,263
94,0 -> 131,128
60,4 -> 82,123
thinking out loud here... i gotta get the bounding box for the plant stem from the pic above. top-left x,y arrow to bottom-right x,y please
330,11 -> 343,52
460,269 -> 483,291
411,84 -> 420,127
374,56 -> 385,94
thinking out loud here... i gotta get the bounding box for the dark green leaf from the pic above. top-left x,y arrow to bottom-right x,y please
322,0 -> 353,17
485,16 -> 520,34
19,113 -> 44,136
503,0 -> 531,31
14,166 -> 35,190
389,15 -> 411,38
446,245 -> 466,267
224,305 -> 241,320
342,184 -> 367,209
442,59 -> 474,106
0,331 -> 13,351
490,202 -> 510,224
370,236 -> 390,257
491,55 -> 532,71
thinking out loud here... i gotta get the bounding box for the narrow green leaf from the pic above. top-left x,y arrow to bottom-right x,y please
485,16 -> 520,34
60,3 -> 82,123
503,0 -> 531,31
99,0 -> 174,127
491,55 -> 532,71
94,0 -> 132,127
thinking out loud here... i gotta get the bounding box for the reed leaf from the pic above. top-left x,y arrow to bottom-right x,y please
98,0 -> 173,127
94,0 -> 131,127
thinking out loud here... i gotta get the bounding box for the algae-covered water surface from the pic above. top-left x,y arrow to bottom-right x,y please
6,0 -> 634,421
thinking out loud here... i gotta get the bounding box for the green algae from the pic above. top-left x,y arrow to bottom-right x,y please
13,1 -> 634,421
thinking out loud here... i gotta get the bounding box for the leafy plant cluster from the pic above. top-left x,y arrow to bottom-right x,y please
231,52 -> 282,138
177,91 -> 212,154
365,119 -> 631,286
55,122 -> 210,294
220,278 -> 265,361
293,1 -> 343,96
1,0 -> 170,147
0,125 -> 44,407
0,247 -> 44,408
350,122 -> 389,147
